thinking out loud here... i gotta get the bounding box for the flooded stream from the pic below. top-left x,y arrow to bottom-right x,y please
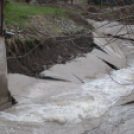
0,45 -> 134,125
0,22 -> 134,134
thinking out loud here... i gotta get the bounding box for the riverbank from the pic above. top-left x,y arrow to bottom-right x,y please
0,24 -> 133,133
5,1 -> 94,77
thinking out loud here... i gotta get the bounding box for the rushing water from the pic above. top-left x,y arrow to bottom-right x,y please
0,21 -> 134,134
0,46 -> 134,125
1,21 -> 134,130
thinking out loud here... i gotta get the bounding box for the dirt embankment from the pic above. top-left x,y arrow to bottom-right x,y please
6,32 -> 94,77
5,3 -> 95,78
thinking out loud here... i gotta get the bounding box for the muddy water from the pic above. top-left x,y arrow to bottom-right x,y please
1,54 -> 134,123
0,23 -> 134,133
0,43 -> 133,132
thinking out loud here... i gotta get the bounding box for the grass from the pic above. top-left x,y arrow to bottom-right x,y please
4,2 -> 66,26
4,1 -> 87,40
28,39 -> 34,47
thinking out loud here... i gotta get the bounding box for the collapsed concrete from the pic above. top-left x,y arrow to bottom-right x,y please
0,21 -> 134,134
40,31 -> 126,83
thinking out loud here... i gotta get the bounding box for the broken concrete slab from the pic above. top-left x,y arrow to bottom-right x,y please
40,54 -> 112,83
87,20 -> 134,40
40,32 -> 126,83
109,39 -> 134,106
8,74 -> 84,103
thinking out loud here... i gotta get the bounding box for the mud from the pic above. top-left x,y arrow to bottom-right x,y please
65,12 -> 93,29
6,32 -> 93,77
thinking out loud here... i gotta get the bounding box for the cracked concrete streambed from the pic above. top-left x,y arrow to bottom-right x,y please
0,21 -> 134,134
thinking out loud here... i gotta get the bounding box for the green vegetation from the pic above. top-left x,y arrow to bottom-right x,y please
5,2 -> 66,26
28,39 -> 34,47
4,2 -> 87,40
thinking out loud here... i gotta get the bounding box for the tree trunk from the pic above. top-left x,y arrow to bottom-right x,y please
71,0 -> 73,4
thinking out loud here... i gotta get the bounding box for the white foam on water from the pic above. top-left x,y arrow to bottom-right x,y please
1,44 -> 134,124
0,62 -> 134,124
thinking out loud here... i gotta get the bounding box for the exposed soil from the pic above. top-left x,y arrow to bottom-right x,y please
87,6 -> 99,13
5,2 -> 95,78
5,10 -> 94,41
65,12 -> 93,29
6,32 -> 94,77
6,2 -> 133,78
